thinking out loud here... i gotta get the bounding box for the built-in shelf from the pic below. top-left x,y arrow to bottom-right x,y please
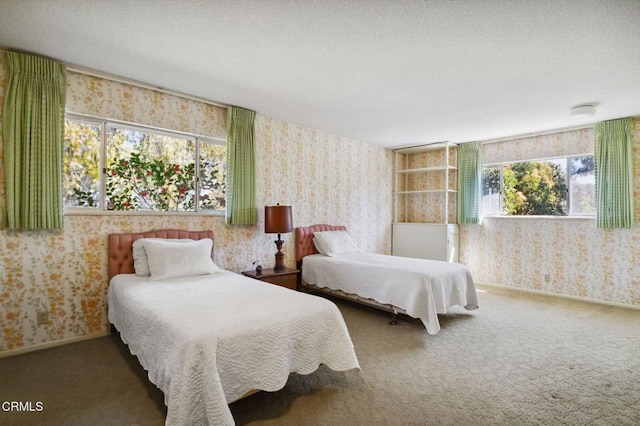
393,141 -> 457,224
392,142 -> 459,262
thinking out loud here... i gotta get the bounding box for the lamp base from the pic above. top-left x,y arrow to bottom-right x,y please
274,238 -> 285,271
274,251 -> 285,271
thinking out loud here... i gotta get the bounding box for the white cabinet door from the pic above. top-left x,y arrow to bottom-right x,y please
392,223 -> 458,262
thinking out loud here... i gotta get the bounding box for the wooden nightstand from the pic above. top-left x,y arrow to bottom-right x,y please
241,267 -> 300,290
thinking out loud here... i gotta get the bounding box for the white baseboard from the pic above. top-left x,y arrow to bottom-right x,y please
477,282 -> 640,311
0,330 -> 111,358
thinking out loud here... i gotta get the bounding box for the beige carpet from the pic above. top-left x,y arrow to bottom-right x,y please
1,286 -> 639,425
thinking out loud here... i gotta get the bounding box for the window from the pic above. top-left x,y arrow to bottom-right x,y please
568,156 -> 596,216
63,115 -> 226,213
482,156 -> 595,216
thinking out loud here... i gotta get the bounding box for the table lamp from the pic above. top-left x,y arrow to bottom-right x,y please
264,204 -> 293,271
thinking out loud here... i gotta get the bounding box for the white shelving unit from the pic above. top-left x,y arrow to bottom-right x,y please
392,142 -> 459,262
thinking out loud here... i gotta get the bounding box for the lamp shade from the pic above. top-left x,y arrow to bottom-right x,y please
264,205 -> 293,234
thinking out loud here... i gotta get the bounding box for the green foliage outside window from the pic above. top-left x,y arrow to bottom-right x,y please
64,121 -> 100,207
503,162 -> 567,215
63,118 -> 226,212
482,157 -> 595,216
106,153 -> 195,211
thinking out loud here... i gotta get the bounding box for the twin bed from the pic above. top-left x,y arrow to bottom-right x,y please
107,226 -> 478,425
107,229 -> 359,426
295,224 -> 479,335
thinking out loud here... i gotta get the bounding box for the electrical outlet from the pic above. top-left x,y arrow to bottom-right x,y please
36,310 -> 49,325
544,274 -> 551,283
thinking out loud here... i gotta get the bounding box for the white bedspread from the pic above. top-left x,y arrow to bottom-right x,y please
108,271 -> 359,426
302,253 -> 479,334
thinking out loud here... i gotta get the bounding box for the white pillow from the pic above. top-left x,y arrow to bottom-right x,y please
312,236 -> 328,255
142,238 -> 221,281
312,231 -> 361,257
132,238 -> 194,277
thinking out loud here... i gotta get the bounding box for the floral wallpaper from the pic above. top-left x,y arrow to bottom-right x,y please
395,147 -> 456,223
460,121 -> 640,307
0,49 -> 392,352
2,47 -> 638,355
396,125 -> 640,307
482,127 -> 594,164
66,72 -> 227,138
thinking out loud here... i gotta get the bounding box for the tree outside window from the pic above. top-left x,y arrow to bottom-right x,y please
64,120 -> 100,207
569,156 -> 596,216
63,117 -> 226,212
482,156 -> 595,216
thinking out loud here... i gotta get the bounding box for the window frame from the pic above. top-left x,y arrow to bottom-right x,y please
482,153 -> 596,218
64,113 -> 226,215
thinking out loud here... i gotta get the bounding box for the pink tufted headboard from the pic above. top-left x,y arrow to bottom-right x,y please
294,224 -> 347,263
107,229 -> 215,280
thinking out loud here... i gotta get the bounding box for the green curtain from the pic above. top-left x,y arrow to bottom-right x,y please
456,142 -> 482,224
226,106 -> 257,225
594,117 -> 634,228
3,51 -> 67,230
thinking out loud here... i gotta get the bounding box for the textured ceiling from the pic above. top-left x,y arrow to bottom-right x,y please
1,0 -> 639,148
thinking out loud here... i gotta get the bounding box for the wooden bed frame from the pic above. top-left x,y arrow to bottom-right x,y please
294,224 -> 407,324
107,228 -> 214,281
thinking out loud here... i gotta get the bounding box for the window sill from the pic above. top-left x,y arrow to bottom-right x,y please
64,208 -> 225,217
481,215 -> 595,220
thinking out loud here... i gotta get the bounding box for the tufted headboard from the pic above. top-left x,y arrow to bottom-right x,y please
107,229 -> 215,280
294,224 -> 347,263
